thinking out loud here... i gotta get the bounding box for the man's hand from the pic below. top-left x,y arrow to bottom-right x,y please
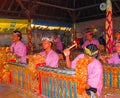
63,48 -> 70,56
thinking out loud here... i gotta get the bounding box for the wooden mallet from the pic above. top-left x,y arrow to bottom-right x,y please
68,41 -> 77,50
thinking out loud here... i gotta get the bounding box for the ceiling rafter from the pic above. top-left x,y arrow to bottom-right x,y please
0,9 -> 18,14
114,2 -> 120,11
78,10 -> 120,21
23,0 -> 74,11
0,0 -> 7,10
22,0 -> 119,13
0,0 -> 120,23
75,0 -> 119,11
8,0 -> 14,11
16,0 -> 31,21
32,13 -> 71,22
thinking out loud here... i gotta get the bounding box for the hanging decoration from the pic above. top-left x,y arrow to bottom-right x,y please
31,24 -> 71,31
0,19 -> 28,33
105,0 -> 113,53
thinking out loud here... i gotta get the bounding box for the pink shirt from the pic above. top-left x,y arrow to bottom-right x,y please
39,50 -> 59,68
82,38 -> 99,48
54,38 -> 63,52
10,41 -> 27,63
71,54 -> 103,96
107,53 -> 120,64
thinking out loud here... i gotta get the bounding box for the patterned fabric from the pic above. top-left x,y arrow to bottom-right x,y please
84,44 -> 98,58
105,0 -> 113,53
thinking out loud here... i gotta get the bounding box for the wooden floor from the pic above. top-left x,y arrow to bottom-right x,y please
0,84 -> 120,98
101,88 -> 120,98
0,84 -> 39,98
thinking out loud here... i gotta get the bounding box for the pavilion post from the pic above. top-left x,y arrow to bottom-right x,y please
105,0 -> 113,54
73,23 -> 76,39
16,0 -> 33,53
28,20 -> 33,53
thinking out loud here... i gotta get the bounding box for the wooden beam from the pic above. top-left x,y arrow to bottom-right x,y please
75,0 -> 120,11
8,0 -> 14,11
22,0 -> 74,11
32,13 -> 71,22
22,0 -> 120,13
77,10 -> 120,21
16,0 -> 31,21
0,0 -> 7,9
114,2 -> 120,11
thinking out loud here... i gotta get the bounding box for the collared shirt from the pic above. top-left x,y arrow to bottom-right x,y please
107,53 -> 120,64
39,50 -> 59,68
54,38 -> 63,52
71,54 -> 103,96
82,38 -> 99,48
10,41 -> 27,63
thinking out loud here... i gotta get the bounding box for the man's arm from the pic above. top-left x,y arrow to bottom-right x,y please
63,48 -> 71,68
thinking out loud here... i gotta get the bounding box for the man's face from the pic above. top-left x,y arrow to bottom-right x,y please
86,34 -> 92,40
53,34 -> 57,39
13,34 -> 19,42
42,40 -> 51,49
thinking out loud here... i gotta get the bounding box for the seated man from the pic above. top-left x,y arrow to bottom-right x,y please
82,31 -> 99,48
53,33 -> 63,53
100,42 -> 120,64
10,31 -> 27,63
113,31 -> 120,52
63,44 -> 103,97
39,37 -> 59,68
